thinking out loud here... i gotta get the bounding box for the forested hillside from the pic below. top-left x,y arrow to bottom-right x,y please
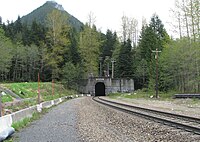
0,0 -> 199,94
21,1 -> 83,31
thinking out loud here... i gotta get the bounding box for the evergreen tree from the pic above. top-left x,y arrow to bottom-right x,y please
116,39 -> 133,77
21,23 -> 32,46
100,30 -> 118,76
137,14 -> 170,87
62,62 -> 82,89
102,30 -> 117,58
68,28 -> 81,65
31,20 -> 45,46
15,16 -> 23,34
0,27 -> 13,81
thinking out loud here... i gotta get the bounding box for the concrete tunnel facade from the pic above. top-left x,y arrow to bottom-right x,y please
78,77 -> 135,96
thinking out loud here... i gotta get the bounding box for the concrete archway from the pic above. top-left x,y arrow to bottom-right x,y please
95,82 -> 105,96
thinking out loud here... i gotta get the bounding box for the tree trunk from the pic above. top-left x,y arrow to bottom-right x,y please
183,0 -> 190,41
189,0 -> 196,42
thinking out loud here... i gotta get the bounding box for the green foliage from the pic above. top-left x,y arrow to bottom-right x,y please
137,14 -> 170,88
79,24 -> 101,77
67,28 -> 81,65
159,38 -> 200,93
135,59 -> 148,87
12,111 -> 46,131
10,44 -> 40,82
102,30 -> 117,58
3,82 -> 38,98
30,20 -> 46,46
116,39 -> 133,77
45,9 -> 70,79
0,27 -> 13,79
100,30 -> 118,76
12,117 -> 32,131
2,95 -> 13,103
2,82 -> 75,100
62,62 -> 83,89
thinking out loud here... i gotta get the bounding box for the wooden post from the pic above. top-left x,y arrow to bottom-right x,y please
52,79 -> 54,96
38,72 -> 40,104
111,60 -> 116,79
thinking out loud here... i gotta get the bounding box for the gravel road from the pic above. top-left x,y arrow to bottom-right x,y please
15,98 -> 82,142
14,97 -> 200,142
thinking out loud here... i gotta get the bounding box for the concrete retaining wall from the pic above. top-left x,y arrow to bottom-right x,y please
11,106 -> 37,123
0,115 -> 12,134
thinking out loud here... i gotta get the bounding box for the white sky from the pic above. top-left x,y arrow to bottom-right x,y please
0,0 -> 175,35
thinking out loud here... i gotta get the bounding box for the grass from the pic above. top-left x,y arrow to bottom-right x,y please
12,109 -> 47,131
6,99 -> 37,112
108,90 -> 200,105
1,82 -> 76,113
108,89 -> 177,101
2,95 -> 13,103
2,82 -> 76,100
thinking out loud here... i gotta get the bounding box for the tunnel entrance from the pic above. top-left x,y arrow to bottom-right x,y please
95,82 -> 105,96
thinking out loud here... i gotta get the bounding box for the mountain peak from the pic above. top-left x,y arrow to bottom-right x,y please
46,1 -> 64,11
21,1 -> 83,31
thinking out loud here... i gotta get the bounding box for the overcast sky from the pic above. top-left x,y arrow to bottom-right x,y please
0,0 -> 175,34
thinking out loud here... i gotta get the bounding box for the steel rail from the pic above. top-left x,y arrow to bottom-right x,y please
98,97 -> 200,123
93,97 -> 200,135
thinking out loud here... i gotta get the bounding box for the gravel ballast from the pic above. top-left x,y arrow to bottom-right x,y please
77,97 -> 200,142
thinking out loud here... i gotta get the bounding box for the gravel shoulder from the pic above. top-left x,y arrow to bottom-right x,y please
14,98 -> 82,142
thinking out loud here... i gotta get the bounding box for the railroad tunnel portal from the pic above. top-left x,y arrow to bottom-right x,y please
95,82 -> 105,96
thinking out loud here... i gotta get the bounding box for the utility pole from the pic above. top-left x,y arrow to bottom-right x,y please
152,48 -> 161,98
111,60 -> 116,79
105,56 -> 110,77
107,61 -> 110,77
99,57 -> 103,77
38,72 -> 40,104
52,79 -> 54,96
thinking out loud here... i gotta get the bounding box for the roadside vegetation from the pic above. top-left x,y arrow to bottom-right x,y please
12,109 -> 48,131
2,82 -> 75,100
109,89 -> 181,101
4,109 -> 49,142
1,82 -> 76,113
2,94 -> 13,103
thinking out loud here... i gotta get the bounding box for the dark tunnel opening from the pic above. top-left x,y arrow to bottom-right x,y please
95,82 -> 105,96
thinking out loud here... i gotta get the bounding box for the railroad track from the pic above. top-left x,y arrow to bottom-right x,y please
93,97 -> 200,135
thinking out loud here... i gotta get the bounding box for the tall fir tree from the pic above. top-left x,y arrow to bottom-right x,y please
138,14 -> 170,87
116,39 -> 133,78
